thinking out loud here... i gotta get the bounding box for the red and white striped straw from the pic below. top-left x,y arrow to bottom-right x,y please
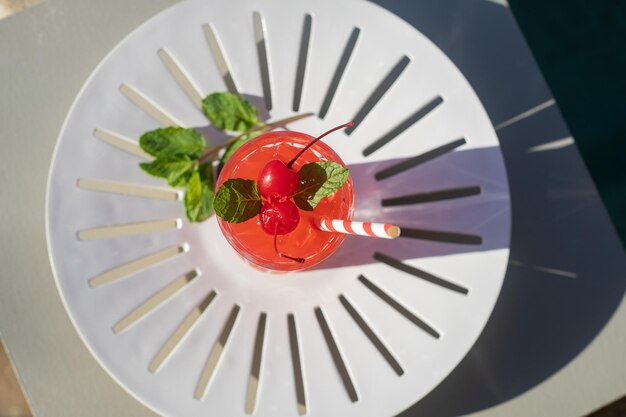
315,218 -> 401,239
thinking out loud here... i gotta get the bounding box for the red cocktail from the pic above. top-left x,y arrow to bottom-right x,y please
216,130 -> 354,272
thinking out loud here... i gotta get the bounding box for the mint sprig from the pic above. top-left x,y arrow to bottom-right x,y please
136,92 -> 313,223
294,162 -> 350,211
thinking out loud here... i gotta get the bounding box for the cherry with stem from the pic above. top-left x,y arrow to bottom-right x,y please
258,121 -> 353,200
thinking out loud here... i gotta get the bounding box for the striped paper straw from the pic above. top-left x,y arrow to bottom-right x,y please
315,218 -> 401,239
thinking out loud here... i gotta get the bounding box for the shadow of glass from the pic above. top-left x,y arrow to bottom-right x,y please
398,104 -> 626,417
193,8 -> 626,412
315,145 -> 510,270
355,1 -> 626,415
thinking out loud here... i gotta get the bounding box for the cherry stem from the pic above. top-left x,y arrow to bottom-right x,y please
273,226 -> 305,264
286,122 -> 353,169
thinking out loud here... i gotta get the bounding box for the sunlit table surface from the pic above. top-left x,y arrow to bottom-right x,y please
1,1 -> 625,416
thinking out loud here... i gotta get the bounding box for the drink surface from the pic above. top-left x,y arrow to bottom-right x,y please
216,130 -> 354,272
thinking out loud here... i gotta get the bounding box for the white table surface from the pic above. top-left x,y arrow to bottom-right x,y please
1,1 -> 625,417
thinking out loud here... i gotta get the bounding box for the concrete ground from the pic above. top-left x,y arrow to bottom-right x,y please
1,337 -> 624,417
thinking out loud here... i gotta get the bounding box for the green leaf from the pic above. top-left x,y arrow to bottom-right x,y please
218,131 -> 260,172
139,127 -> 206,159
139,158 -> 195,187
214,178 -> 262,223
294,162 -> 350,211
198,161 -> 213,184
202,92 -> 258,132
184,163 -> 214,222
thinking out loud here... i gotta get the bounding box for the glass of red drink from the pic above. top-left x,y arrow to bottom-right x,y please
216,130 -> 355,272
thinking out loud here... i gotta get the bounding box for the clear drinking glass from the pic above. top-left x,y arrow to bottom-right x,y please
216,130 -> 355,272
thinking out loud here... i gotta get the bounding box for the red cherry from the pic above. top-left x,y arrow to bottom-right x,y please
257,159 -> 300,200
260,200 -> 300,235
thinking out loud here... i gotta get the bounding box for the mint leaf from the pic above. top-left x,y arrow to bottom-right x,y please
139,158 -> 195,187
202,92 -> 258,132
184,163 -> 214,222
198,160 -> 213,183
214,178 -> 262,223
294,162 -> 350,211
139,127 -> 206,159
218,131 -> 260,172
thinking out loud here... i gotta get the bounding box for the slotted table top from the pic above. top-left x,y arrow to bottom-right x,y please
45,0 -> 509,416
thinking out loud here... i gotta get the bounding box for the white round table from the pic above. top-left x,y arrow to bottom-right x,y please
46,0 -> 509,416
